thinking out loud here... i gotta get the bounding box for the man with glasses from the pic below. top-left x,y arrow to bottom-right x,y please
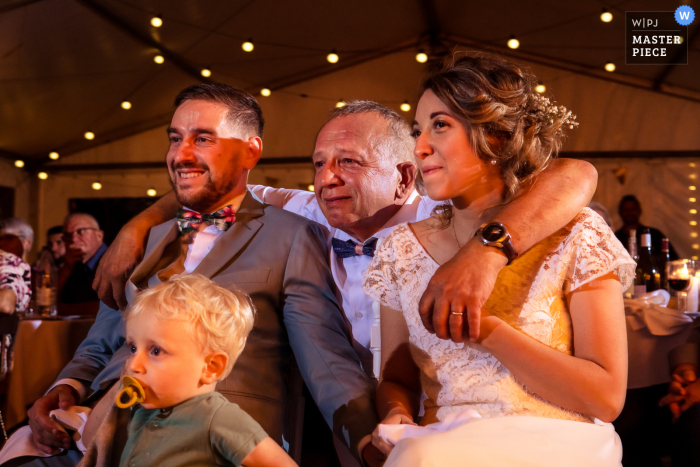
59,213 -> 106,304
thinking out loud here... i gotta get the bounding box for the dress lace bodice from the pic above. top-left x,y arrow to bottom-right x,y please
363,208 -> 635,425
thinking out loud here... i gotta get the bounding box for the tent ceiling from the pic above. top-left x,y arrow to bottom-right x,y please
1,0 -> 698,165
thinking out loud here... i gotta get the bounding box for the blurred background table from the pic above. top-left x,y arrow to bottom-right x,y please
4,314 -> 94,429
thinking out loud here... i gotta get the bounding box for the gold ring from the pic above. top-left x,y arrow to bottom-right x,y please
450,311 -> 464,316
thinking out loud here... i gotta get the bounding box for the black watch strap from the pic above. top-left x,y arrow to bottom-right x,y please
475,222 -> 519,265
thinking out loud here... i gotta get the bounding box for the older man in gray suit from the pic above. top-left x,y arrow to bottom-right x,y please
17,84 -> 374,466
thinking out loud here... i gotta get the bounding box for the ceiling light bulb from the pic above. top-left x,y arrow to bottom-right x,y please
605,62 -> 615,72
14,160 -> 24,168
92,182 -> 102,190
600,10 -> 613,22
400,101 -> 411,112
692,221 -> 698,225
201,68 -> 211,77
121,101 -> 132,110
307,185 -> 315,192
49,151 -> 59,160
147,188 -> 157,197
691,198 -> 697,202
691,186 -> 697,190
242,41 -> 254,52
151,15 -> 162,27
336,99 -> 346,108
507,37 -> 520,49
154,55 -> 164,64
691,209 -> 697,214
260,88 -> 271,97
416,51 -> 428,63
676,36 -> 684,44
38,172 -> 48,180
84,131 -> 95,140
327,51 -> 339,63
535,84 -> 546,93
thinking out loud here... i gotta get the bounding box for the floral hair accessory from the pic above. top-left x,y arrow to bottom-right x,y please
530,94 -> 579,130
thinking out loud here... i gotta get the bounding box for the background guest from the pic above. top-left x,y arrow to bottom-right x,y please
58,213 -> 107,304
615,195 -> 677,258
0,247 -> 31,314
45,226 -> 66,269
0,218 -> 34,263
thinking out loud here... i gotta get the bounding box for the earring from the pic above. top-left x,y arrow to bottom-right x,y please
490,159 -> 497,165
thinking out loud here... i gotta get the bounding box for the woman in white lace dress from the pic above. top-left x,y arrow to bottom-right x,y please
362,55 -> 634,466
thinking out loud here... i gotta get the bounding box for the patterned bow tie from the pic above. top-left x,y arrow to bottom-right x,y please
176,206 -> 236,234
331,237 -> 378,259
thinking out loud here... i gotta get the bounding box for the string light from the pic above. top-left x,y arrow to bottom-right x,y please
691,186 -> 697,190
84,131 -> 95,140
692,233 -> 698,238
154,55 -> 164,64
692,221 -> 698,226
692,174 -> 698,179
327,50 -> 339,63
600,9 -> 613,22
121,101 -> 132,110
201,68 -> 211,77
14,160 -> 24,168
260,88 -> 271,97
690,209 -> 697,214
400,101 -> 411,112
49,152 -> 59,160
535,83 -> 546,93
150,15 -> 162,27
38,172 -> 48,180
147,188 -> 157,197
416,51 -> 428,63
242,40 -> 254,52
92,182 -> 102,190
336,99 -> 346,108
307,185 -> 314,192
691,198 -> 697,202
604,62 -> 616,72
507,36 -> 520,49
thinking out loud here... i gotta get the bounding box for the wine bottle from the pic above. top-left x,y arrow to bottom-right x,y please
625,230 -> 638,298
659,238 -> 671,291
634,228 -> 661,296
33,249 -> 57,317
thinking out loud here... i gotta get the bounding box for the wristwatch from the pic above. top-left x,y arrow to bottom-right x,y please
475,222 -> 519,265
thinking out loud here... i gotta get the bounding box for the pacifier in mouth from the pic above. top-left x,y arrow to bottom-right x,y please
116,375 -> 146,408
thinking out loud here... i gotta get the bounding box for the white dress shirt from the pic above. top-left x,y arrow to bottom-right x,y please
250,186 -> 439,351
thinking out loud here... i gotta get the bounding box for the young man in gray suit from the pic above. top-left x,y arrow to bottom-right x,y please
18,84 -> 375,466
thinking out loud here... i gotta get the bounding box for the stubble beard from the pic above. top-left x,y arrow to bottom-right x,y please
169,164 -> 238,213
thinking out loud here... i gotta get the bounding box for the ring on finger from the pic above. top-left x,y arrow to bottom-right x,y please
450,311 -> 464,316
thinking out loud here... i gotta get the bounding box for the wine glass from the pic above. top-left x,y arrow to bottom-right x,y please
667,259 -> 696,293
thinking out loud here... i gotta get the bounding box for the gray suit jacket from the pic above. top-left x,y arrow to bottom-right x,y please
56,191 -> 377,455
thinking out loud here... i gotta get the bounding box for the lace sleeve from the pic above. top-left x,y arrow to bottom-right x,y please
565,208 -> 636,293
362,228 -> 403,311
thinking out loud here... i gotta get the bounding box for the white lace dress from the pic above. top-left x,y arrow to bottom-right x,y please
362,209 -> 635,466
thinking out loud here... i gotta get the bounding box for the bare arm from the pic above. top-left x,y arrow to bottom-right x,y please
241,437 -> 297,467
370,304 -> 421,456
478,272 -> 627,422
93,191 -> 179,310
419,158 -> 598,342
0,288 -> 16,314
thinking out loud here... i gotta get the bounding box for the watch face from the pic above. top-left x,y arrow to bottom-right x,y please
482,224 -> 506,242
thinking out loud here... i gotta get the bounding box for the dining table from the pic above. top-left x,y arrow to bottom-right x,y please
4,314 -> 95,429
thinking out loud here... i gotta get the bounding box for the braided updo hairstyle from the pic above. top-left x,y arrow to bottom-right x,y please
423,53 -> 576,198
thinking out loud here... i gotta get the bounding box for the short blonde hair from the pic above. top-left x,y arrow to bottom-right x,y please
125,274 -> 255,379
